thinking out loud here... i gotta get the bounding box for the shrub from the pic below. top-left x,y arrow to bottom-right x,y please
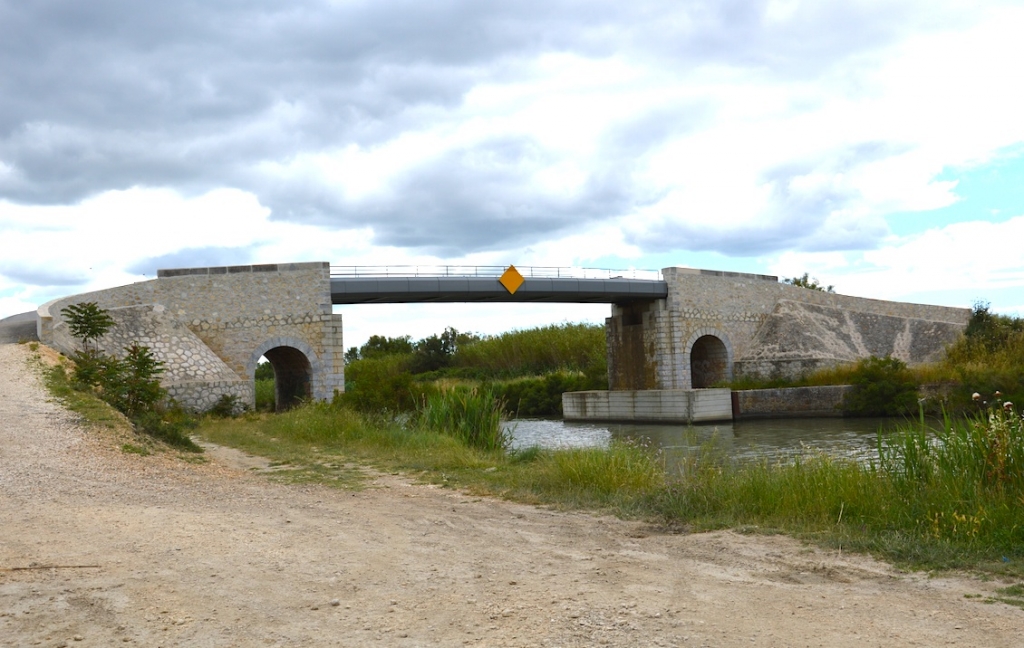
255,378 -> 276,411
208,394 -> 243,418
493,371 -> 605,416
843,355 -> 918,416
341,354 -> 419,413
134,407 -> 202,452
105,343 -> 166,418
452,323 -> 606,379
783,273 -> 834,293
255,361 -> 274,381
57,302 -> 198,450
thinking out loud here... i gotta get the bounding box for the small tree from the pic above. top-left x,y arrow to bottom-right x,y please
784,273 -> 835,293
60,302 -> 115,354
115,344 -> 166,418
61,302 -> 117,387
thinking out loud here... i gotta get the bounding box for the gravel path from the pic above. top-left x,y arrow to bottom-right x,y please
1,342 -> 1022,647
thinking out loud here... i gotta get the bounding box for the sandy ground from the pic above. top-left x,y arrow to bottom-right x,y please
1,343 -> 1021,647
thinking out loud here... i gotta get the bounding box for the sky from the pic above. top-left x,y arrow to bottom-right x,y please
2,0 -> 1023,350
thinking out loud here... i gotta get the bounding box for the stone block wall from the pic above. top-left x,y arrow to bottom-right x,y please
606,267 -> 970,390
38,262 -> 343,411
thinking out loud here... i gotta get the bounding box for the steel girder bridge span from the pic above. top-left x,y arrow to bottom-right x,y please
329,265 -> 668,305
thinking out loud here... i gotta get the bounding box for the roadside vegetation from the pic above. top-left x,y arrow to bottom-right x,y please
195,390 -> 1024,578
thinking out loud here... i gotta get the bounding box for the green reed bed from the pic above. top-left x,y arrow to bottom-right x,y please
452,322 -> 606,378
417,386 -> 510,452
648,404 -> 1024,573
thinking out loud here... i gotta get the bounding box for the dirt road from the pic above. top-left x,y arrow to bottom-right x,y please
1,342 -> 1020,647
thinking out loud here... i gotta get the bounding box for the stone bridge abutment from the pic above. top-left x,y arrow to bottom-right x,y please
605,267 -> 970,391
38,262 -> 344,413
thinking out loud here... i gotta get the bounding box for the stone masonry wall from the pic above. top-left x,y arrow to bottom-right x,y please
606,267 -> 970,390
38,262 -> 344,411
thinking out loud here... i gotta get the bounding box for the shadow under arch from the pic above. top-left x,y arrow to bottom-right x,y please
247,338 -> 319,412
685,330 -> 733,389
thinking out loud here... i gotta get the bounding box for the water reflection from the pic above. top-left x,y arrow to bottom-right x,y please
507,417 -> 903,465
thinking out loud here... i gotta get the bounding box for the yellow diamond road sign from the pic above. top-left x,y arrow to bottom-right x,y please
499,265 -> 525,295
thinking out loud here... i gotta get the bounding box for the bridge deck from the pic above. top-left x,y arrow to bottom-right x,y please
330,276 -> 668,304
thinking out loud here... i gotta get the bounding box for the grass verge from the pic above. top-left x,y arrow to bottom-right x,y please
195,398 -> 1024,579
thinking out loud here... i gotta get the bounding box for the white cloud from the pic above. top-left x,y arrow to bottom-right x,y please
769,215 -> 1024,306
4,0 -> 1024,326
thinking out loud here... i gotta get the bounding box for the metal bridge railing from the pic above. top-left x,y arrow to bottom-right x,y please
329,265 -> 663,281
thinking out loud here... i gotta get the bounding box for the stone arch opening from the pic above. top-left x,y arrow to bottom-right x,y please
261,346 -> 313,411
690,335 -> 730,388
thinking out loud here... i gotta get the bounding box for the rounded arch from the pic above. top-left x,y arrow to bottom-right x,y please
247,337 -> 320,412
684,329 -> 733,389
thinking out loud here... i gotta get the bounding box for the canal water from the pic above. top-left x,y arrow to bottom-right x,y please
507,416 -> 906,465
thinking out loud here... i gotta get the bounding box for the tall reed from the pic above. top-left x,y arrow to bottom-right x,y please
878,404 -> 1024,547
417,387 -> 510,452
453,322 -> 606,378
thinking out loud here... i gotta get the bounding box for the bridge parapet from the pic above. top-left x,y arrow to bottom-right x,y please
330,265 -> 662,280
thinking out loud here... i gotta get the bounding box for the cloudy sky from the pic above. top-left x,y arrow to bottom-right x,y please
2,0 -> 1023,348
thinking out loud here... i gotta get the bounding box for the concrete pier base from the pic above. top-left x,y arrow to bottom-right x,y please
562,388 -> 733,424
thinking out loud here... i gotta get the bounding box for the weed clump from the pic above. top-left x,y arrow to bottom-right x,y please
417,387 -> 510,452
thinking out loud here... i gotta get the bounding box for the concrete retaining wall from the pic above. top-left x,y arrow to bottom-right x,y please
563,385 -> 868,422
562,389 -> 733,423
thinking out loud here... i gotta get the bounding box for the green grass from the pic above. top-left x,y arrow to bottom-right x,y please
38,354 -> 202,453
193,398 -> 1024,579
255,378 -> 275,411
40,360 -> 132,431
121,443 -> 151,456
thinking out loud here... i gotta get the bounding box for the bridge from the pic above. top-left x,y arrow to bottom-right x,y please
156,264 -> 669,304
34,261 -> 970,417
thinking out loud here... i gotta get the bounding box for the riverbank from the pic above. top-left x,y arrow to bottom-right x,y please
4,341 -> 1024,646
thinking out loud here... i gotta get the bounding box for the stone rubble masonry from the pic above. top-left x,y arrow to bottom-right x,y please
37,262 -> 343,412
607,267 -> 970,390
732,385 -> 855,419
